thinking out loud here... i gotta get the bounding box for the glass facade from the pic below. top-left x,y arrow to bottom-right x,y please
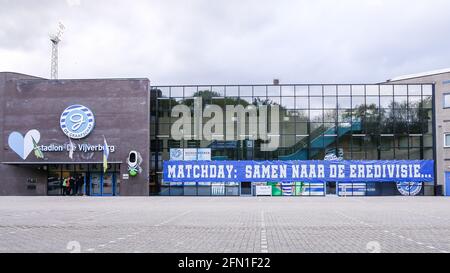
150,84 -> 434,196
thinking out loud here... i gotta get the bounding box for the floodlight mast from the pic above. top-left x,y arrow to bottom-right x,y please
50,22 -> 65,80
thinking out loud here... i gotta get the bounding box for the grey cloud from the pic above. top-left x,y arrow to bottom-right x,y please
1,0 -> 450,84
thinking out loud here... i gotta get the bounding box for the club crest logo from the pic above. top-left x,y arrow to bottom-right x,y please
170,149 -> 183,160
396,182 -> 422,196
60,105 -> 95,139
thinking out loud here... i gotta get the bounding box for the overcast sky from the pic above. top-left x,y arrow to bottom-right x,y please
1,0 -> 450,85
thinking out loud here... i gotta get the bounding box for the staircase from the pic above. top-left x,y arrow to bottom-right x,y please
278,121 -> 361,160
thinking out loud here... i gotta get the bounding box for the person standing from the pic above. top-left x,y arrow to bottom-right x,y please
62,177 -> 67,196
69,176 -> 76,196
66,176 -> 71,196
75,175 -> 84,196
74,175 -> 79,196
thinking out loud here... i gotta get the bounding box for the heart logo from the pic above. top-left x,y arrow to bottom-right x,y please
8,130 -> 41,160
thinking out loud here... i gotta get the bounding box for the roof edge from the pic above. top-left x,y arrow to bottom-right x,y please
387,68 -> 450,82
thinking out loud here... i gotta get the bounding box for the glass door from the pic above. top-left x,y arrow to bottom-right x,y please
102,173 -> 114,196
90,173 -> 102,196
240,182 -> 252,196
326,181 -> 337,195
89,172 -> 116,196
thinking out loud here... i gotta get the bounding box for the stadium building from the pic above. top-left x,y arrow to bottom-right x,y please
1,69 -> 450,197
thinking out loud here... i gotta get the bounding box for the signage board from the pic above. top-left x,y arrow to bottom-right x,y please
255,185 -> 272,196
163,160 -> 434,183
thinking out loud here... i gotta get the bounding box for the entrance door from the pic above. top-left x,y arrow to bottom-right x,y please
89,173 -> 116,196
90,173 -> 102,195
326,182 -> 337,195
102,173 -> 115,196
240,182 -> 252,196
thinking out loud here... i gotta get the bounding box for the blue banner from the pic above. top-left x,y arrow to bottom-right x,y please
163,160 -> 434,183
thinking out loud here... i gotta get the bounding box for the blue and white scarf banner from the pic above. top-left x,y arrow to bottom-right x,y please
163,160 -> 434,183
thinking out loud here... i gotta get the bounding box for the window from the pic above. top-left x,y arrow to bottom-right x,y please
444,93 -> 450,108
445,134 -> 450,147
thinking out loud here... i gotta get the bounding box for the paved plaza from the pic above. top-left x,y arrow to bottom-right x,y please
0,196 -> 449,253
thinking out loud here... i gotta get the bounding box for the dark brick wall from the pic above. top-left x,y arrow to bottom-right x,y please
1,73 -> 48,195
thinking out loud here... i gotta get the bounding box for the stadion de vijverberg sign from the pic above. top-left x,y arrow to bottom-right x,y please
163,160 -> 434,183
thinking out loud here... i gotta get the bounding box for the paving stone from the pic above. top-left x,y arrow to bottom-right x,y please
0,196 -> 448,253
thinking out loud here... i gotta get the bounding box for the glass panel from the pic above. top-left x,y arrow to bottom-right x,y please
294,111 -> 309,122
446,134 -> 450,147
380,85 -> 393,96
226,86 -> 239,96
409,136 -> 422,147
281,85 -> 295,96
253,86 -> 266,96
310,122 -> 323,132
170,87 -> 183,97
338,85 -> 351,96
351,136 -> 366,159
444,94 -> 450,108
324,85 -> 336,96
394,85 -> 407,95
282,134 -> 296,147
184,86 -> 197,97
423,96 -> 432,108
309,86 -> 322,96
47,165 -> 62,195
338,97 -> 351,109
324,110 -> 337,122
408,148 -> 421,159
366,96 -> 379,108
268,97 -> 281,105
295,123 -> 308,135
310,97 -> 322,109
422,85 -> 432,96
159,87 -> 170,97
338,110 -> 352,122
366,85 -> 379,96
184,185 -> 197,196
295,86 -> 308,96
408,85 -> 422,96
170,183 -> 184,196
352,97 -> 365,108
380,149 -> 394,160
310,110 -> 323,122
281,97 -> 295,109
296,97 -> 309,109
267,86 -> 281,96
211,182 -> 225,196
103,173 -> 114,195
394,96 -> 408,106
408,96 -> 422,108
352,85 -> 365,96
211,86 -> 225,96
380,97 -> 393,108
115,175 -> 120,196
226,185 -> 239,196
324,97 -> 336,108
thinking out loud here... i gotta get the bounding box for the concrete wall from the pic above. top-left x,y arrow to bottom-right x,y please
388,72 -> 450,194
0,73 -> 150,196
